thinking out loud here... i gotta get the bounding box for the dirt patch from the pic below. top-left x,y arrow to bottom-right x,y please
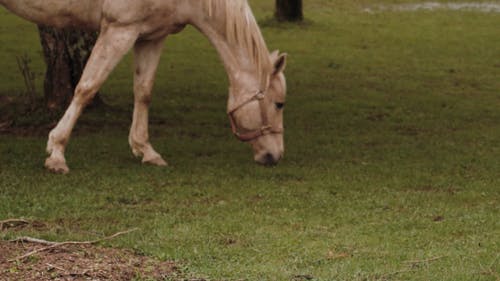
0,241 -> 180,280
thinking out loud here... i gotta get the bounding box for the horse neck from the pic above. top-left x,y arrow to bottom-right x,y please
190,4 -> 271,91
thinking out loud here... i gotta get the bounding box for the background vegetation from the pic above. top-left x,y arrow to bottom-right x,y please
1,0 -> 499,280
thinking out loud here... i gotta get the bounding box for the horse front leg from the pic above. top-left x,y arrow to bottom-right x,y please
45,24 -> 139,174
129,38 -> 168,166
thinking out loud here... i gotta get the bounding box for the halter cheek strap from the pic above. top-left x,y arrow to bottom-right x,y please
228,90 -> 283,142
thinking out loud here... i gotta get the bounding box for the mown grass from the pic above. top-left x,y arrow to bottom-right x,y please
1,0 -> 499,280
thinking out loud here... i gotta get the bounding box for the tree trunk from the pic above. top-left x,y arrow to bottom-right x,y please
276,0 -> 303,22
38,26 -> 101,112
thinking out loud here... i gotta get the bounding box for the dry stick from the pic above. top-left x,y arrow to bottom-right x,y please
10,237 -> 59,245
46,263 -> 67,272
8,228 -> 139,262
0,219 -> 30,230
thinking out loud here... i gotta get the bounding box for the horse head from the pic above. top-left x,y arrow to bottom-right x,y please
228,51 -> 287,166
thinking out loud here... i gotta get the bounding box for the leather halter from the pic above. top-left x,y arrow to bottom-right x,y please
228,90 -> 283,142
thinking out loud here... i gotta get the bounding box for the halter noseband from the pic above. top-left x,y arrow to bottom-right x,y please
228,90 -> 283,142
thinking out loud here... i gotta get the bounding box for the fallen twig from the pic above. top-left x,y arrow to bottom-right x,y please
8,228 -> 139,262
46,263 -> 67,272
0,218 -> 30,230
10,236 -> 59,245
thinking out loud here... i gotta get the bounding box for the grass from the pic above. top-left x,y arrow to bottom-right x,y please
1,0 -> 500,280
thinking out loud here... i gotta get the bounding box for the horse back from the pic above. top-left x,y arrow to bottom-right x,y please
1,0 -> 104,30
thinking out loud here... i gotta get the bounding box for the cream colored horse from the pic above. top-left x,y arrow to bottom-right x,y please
1,0 -> 287,173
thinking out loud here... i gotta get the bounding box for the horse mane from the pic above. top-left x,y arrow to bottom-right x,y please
204,0 -> 272,85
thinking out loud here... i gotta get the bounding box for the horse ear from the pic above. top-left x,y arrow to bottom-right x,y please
270,50 -> 280,60
272,52 -> 287,75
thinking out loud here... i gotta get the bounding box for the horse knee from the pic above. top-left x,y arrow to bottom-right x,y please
74,82 -> 98,105
140,94 -> 152,106
134,83 -> 153,105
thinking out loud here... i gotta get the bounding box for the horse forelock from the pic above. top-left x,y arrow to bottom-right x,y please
204,0 -> 272,88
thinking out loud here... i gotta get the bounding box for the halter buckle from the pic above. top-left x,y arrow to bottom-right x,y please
260,125 -> 272,133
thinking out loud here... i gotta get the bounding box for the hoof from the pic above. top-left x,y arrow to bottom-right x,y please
45,157 -> 69,174
143,156 -> 168,166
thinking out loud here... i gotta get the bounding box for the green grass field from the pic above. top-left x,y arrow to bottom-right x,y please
1,0 -> 499,280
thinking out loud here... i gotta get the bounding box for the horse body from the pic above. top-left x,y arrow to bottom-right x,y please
1,0 -> 103,29
1,0 -> 190,34
1,0 -> 287,173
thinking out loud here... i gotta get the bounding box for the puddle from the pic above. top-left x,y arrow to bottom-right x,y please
364,2 -> 500,13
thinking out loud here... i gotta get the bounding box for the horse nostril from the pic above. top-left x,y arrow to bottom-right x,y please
262,153 -> 278,166
264,153 -> 274,162
255,152 -> 281,166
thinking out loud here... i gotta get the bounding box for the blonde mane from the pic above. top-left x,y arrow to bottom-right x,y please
204,0 -> 272,86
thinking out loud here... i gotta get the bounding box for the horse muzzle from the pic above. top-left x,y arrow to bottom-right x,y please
254,151 -> 283,166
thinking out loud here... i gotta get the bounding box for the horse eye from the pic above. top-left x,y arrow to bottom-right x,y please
275,102 -> 285,110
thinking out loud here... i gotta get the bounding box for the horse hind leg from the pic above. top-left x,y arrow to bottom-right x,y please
45,24 -> 140,174
129,38 -> 168,166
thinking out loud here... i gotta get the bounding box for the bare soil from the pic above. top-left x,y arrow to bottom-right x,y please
0,241 -> 179,281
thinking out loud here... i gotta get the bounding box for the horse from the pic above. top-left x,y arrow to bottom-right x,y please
1,0 -> 288,173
